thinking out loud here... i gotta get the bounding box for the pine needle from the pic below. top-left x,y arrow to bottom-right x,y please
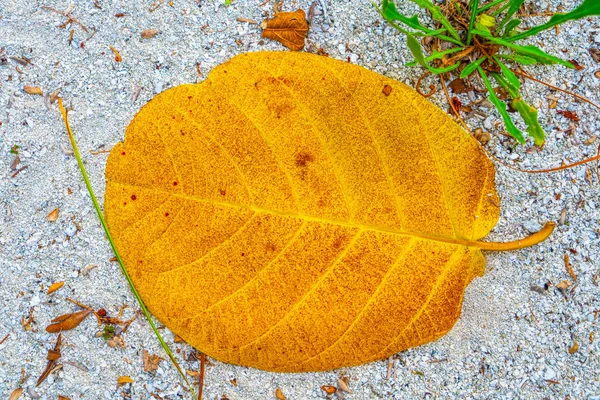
57,98 -> 197,398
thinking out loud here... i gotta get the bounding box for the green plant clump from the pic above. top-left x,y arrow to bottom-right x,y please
375,0 -> 600,145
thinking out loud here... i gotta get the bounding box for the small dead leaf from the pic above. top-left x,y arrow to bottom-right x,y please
9,388 -> 23,400
117,376 -> 134,385
321,385 -> 337,395
109,46 -> 122,62
237,17 -> 257,24
58,396 -> 71,400
556,280 -> 572,290
559,208 -> 567,225
24,85 -> 43,96
564,254 -> 577,281
557,110 -> 579,122
47,349 -> 62,361
36,334 -> 62,387
337,377 -> 352,393
174,334 -> 185,343
261,9 -> 309,51
10,155 -> 21,170
142,349 -> 163,372
47,281 -> 64,294
448,78 -> 468,94
584,135 -> 598,145
568,341 -> 579,354
141,29 -> 159,39
275,388 -> 286,400
47,208 -> 59,222
473,128 -> 491,144
107,335 -> 126,348
46,309 -> 92,333
595,70 -> 600,79
186,369 -> 199,377
81,263 -> 99,275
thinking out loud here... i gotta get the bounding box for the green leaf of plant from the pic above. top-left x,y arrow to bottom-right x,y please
477,67 -> 526,143
493,56 -> 520,90
498,0 -> 524,28
508,0 -> 600,42
478,0 -> 508,14
375,1 -> 463,44
512,98 -> 545,145
495,53 -> 537,65
407,34 -> 461,74
467,0 -> 481,45
472,29 -> 574,68
478,13 -> 497,28
406,47 -> 465,67
410,0 -> 462,41
460,56 -> 487,78
492,73 -> 545,145
502,18 -> 521,37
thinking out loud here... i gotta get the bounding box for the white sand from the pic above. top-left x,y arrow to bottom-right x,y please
1,0 -> 599,398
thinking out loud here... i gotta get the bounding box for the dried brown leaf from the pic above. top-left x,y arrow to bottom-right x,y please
321,385 -> 337,395
448,78 -> 469,94
9,388 -> 23,400
109,46 -> 122,62
46,309 -> 92,333
117,376 -> 134,385
58,396 -> 71,400
142,349 -> 163,372
47,349 -> 62,361
337,378 -> 352,393
236,17 -> 257,24
141,29 -> 159,39
107,335 -> 126,348
557,110 -> 579,122
47,208 -> 59,222
556,280 -> 572,290
568,341 -> 579,354
564,254 -> 577,281
584,135 -> 598,145
275,388 -> 286,400
24,86 -> 43,96
47,281 -> 64,294
473,128 -> 491,144
261,9 -> 309,51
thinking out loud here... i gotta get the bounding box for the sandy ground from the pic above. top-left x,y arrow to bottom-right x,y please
1,0 -> 599,398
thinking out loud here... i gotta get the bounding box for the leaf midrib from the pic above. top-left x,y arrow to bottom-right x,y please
109,180 -> 485,249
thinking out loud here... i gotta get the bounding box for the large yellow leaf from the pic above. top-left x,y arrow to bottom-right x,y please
104,52 -> 551,372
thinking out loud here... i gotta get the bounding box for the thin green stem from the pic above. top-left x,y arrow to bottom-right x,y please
467,0 -> 480,46
57,98 -> 197,399
477,0 -> 507,14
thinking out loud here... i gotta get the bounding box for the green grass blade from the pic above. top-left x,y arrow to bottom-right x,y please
478,0 -> 508,14
508,0 -> 600,42
495,53 -> 537,65
477,67 -> 526,143
460,56 -> 486,78
502,18 -> 521,37
467,0 -> 481,45
498,0 -> 524,29
409,0 -> 462,41
493,56 -> 520,90
57,99 -> 197,399
472,29 -> 575,68
407,34 -> 461,74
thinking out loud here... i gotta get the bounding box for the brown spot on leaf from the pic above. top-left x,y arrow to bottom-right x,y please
295,151 -> 314,167
382,85 -> 392,96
